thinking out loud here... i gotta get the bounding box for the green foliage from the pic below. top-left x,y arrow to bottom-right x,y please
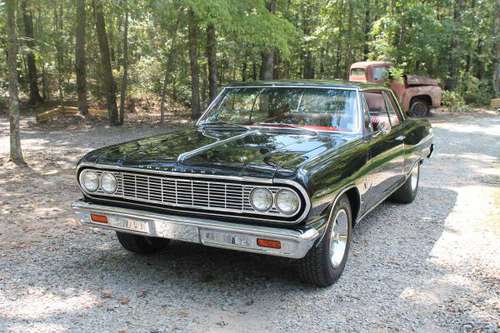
442,91 -> 470,112
388,66 -> 404,84
0,0 -> 497,112
457,73 -> 494,106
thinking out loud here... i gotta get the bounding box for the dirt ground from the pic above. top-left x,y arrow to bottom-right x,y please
0,111 -> 499,332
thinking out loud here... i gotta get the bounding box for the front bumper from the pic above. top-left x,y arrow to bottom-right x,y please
72,200 -> 319,259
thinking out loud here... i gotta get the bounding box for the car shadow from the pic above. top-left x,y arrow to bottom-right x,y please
68,185 -> 457,293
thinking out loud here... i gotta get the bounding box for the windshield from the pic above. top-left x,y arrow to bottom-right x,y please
199,87 -> 360,133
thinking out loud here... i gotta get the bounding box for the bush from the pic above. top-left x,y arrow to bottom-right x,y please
457,74 -> 493,106
442,91 -> 471,112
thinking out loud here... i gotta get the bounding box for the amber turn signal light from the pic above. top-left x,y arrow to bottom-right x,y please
90,213 -> 108,224
257,238 -> 281,249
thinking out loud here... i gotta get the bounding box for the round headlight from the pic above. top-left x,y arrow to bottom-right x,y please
80,170 -> 99,192
250,188 -> 273,212
275,189 -> 300,215
101,172 -> 117,193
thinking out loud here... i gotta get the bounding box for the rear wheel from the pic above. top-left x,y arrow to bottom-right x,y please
298,195 -> 352,287
116,232 -> 170,254
409,98 -> 430,117
390,163 -> 420,204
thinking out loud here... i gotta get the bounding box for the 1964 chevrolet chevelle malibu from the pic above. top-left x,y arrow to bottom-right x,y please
73,80 -> 433,286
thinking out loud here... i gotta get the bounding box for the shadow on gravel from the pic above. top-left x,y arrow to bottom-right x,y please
73,185 -> 458,290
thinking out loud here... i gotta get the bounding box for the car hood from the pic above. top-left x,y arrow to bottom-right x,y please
80,126 -> 351,178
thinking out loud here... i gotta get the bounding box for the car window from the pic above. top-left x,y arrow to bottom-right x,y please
361,95 -> 373,132
383,91 -> 401,126
372,67 -> 388,81
363,91 -> 391,132
202,87 -> 360,132
351,68 -> 366,79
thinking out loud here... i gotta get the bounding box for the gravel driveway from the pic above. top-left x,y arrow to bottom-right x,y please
0,112 -> 499,333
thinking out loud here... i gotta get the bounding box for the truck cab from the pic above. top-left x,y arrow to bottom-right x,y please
349,61 -> 442,117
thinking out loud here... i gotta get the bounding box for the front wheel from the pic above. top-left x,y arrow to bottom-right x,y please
298,195 -> 352,287
409,99 -> 430,117
116,232 -> 170,254
390,163 -> 420,203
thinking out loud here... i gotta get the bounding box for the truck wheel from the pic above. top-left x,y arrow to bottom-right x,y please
409,99 -> 430,117
390,163 -> 420,204
116,232 -> 170,254
298,195 -> 352,287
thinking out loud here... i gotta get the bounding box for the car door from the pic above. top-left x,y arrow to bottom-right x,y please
362,90 -> 405,210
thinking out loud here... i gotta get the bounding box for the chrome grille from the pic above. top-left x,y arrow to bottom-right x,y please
92,171 -> 298,217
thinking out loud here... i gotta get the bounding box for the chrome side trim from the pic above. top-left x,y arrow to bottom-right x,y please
196,87 -> 228,126
357,159 -> 421,222
315,185 -> 360,244
72,200 -> 319,259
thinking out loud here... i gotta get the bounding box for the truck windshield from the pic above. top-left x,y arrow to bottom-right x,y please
199,87 -> 360,133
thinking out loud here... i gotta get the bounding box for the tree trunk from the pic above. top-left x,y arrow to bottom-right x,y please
494,0 -> 500,97
119,0 -> 129,125
42,64 -> 49,101
201,64 -> 208,107
241,61 -> 247,81
363,0 -> 371,58
260,0 -> 276,81
447,0 -> 465,90
6,0 -> 25,164
20,0 -> 42,105
302,3 -> 314,79
75,0 -> 88,115
54,2 -> 64,102
344,0 -> 354,79
188,8 -> 201,120
260,50 -> 274,80
93,0 -> 119,125
160,18 -> 179,123
206,23 -> 217,103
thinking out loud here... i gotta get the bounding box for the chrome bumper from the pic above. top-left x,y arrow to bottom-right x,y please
72,200 -> 319,259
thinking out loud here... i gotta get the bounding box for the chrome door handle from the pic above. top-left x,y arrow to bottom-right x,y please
395,135 -> 406,141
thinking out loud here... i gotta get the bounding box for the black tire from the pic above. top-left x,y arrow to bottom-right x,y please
390,163 -> 420,204
409,98 -> 430,117
298,195 -> 352,287
116,232 -> 170,254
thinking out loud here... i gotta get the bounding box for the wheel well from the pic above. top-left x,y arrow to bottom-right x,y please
345,187 -> 361,224
411,95 -> 432,106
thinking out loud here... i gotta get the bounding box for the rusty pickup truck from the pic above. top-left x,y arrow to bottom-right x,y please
349,61 -> 442,117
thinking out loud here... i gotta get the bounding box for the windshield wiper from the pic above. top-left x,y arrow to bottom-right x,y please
198,121 -> 249,130
255,122 -> 318,135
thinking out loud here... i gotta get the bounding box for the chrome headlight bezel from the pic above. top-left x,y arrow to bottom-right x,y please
100,172 -> 117,193
79,170 -> 99,192
249,187 -> 274,212
275,189 -> 300,215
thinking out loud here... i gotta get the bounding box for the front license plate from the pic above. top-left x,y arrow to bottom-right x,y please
110,216 -> 150,233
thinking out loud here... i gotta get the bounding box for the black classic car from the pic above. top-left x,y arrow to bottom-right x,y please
73,81 -> 433,286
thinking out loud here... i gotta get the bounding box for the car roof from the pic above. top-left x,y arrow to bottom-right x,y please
225,79 -> 386,90
350,61 -> 392,69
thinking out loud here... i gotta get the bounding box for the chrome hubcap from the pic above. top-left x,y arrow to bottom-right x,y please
329,209 -> 349,267
410,164 -> 419,191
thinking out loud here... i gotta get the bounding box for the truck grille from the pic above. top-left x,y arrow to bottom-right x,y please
91,170 -> 299,217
